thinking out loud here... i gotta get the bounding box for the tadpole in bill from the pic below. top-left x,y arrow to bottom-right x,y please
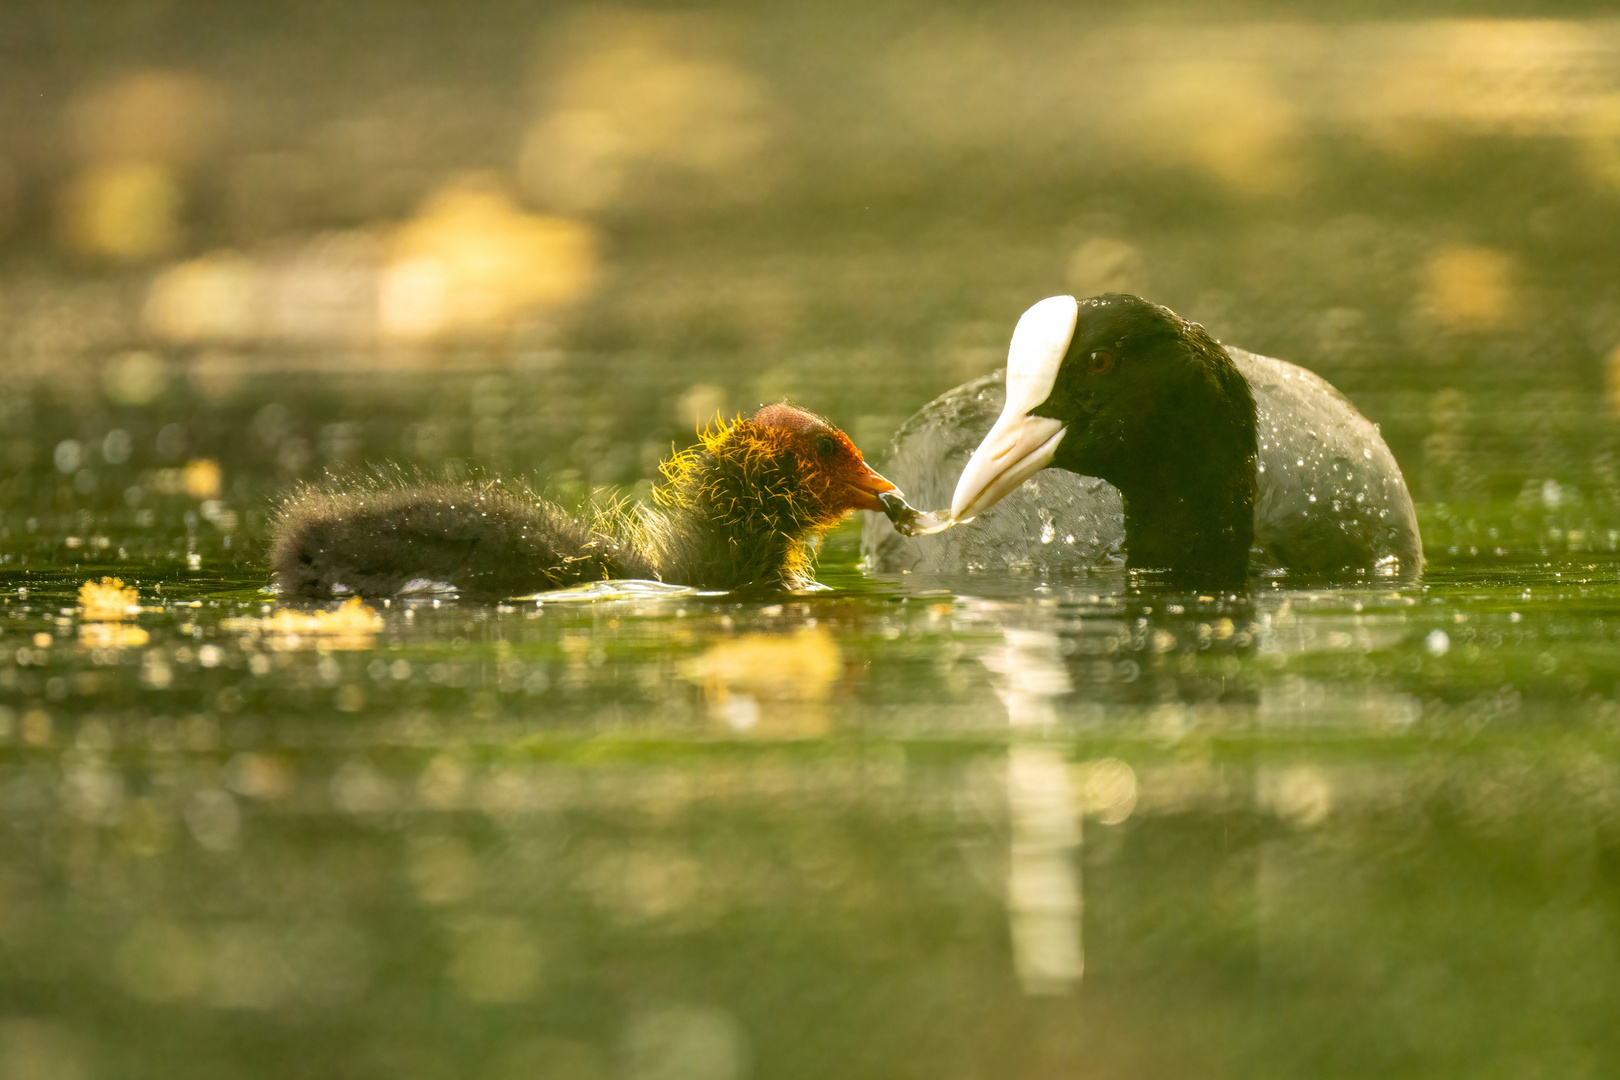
877,491 -> 955,537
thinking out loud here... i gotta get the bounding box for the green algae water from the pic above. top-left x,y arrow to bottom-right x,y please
8,2 -> 1620,1078
4,513 -> 1620,1079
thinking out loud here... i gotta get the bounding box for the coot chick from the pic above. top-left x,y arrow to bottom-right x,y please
863,294 -> 1421,586
274,404 -> 897,599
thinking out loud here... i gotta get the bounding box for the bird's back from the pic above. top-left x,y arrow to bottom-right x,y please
1235,349 -> 1423,577
272,482 -> 654,599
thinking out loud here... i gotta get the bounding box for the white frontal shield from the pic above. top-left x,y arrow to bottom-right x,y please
949,295 -> 1078,523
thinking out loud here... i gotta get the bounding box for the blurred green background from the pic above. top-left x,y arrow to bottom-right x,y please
2,1 -> 1620,554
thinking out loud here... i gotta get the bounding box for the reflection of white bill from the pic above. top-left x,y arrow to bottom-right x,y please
1007,745 -> 1082,996
985,628 -> 1082,996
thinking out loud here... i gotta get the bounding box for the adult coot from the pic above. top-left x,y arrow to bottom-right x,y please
863,294 -> 1421,586
274,404 -> 898,598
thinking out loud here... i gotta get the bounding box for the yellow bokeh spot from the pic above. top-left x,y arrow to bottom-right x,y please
58,161 -> 182,261
688,627 -> 841,699
1582,93 -> 1620,194
103,351 -> 171,406
685,627 -> 841,736
1422,245 -> 1516,333
379,177 -> 599,341
1352,20 -> 1604,156
67,70 -> 221,167
520,11 -> 774,212
143,252 -> 260,344
79,577 -> 138,621
182,459 -> 222,500
56,69 -> 219,264
143,233 -> 382,347
1128,60 -> 1305,198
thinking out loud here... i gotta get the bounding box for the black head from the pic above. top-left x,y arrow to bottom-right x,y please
1036,294 -> 1251,488
951,293 -> 1255,521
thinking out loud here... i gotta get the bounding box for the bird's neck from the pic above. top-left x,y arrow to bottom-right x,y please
1115,464 -> 1254,587
653,501 -> 817,591
1107,394 -> 1257,588
648,445 -> 824,591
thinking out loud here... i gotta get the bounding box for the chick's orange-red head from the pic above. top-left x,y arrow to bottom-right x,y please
657,403 -> 899,538
745,404 -> 896,515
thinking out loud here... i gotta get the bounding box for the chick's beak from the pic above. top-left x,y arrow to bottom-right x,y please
841,462 -> 898,512
949,412 -> 1067,523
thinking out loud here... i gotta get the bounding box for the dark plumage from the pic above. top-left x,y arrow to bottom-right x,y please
864,294 -> 1422,586
270,482 -> 651,599
272,404 -> 896,599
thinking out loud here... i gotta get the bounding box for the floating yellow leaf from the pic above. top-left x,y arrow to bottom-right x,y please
79,577 -> 138,621
265,597 -> 383,635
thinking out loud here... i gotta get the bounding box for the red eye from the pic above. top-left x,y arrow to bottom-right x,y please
1086,350 -> 1115,375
